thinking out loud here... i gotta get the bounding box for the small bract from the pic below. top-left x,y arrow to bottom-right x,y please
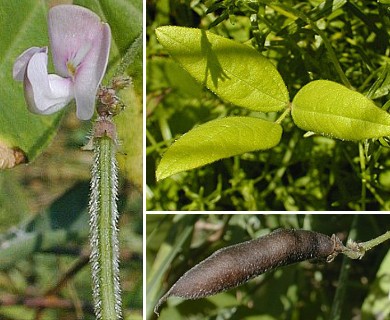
13,5 -> 111,120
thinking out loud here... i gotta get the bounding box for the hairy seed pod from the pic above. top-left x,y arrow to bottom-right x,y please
154,228 -> 343,315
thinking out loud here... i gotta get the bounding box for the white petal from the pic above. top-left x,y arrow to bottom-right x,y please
25,51 -> 74,115
13,47 -> 47,81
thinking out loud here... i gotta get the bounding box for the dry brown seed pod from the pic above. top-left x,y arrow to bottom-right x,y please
154,228 -> 344,315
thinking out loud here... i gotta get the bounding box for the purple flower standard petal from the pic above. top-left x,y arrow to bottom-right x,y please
48,5 -> 111,120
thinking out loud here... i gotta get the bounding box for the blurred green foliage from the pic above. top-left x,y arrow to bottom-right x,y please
0,177 -> 142,320
146,0 -> 390,210
146,214 -> 390,320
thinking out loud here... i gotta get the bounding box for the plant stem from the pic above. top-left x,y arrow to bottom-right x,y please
113,31 -> 142,78
340,229 -> 390,260
358,142 -> 367,211
89,123 -> 122,320
275,105 -> 291,124
359,230 -> 390,251
329,215 -> 359,320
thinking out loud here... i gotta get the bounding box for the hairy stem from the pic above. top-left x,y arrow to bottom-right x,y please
113,31 -> 142,78
341,230 -> 390,260
361,230 -> 390,251
89,127 -> 122,320
329,215 -> 359,320
358,142 -> 367,211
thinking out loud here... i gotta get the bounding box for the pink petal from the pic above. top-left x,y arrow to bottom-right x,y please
13,47 -> 47,81
48,5 -> 111,120
24,51 -> 74,115
74,23 -> 111,120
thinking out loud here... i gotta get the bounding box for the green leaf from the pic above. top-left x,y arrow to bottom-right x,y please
291,80 -> 390,141
156,117 -> 283,180
97,0 -> 142,57
112,31 -> 143,189
155,26 -> 289,113
116,86 -> 143,189
0,182 -> 89,270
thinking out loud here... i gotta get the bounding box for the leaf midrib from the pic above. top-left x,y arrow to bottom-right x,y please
295,108 -> 390,127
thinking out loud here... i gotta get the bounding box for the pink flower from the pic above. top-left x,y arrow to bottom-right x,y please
13,5 -> 111,120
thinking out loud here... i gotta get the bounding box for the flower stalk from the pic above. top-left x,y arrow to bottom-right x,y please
89,117 -> 122,320
88,76 -> 130,320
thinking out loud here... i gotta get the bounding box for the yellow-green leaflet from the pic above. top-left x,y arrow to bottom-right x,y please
292,80 -> 390,141
155,26 -> 289,113
156,117 -> 283,180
